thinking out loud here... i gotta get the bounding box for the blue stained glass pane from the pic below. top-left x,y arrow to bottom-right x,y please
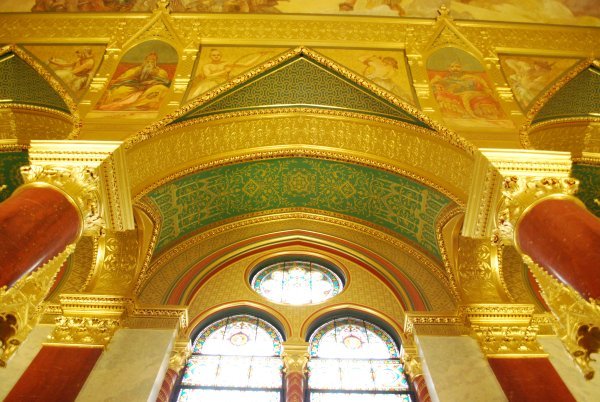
310,392 -> 411,402
178,388 -> 281,402
252,260 -> 343,305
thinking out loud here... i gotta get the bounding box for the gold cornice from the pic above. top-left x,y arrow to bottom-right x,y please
574,151 -> 600,165
0,140 -> 28,152
136,208 -> 454,301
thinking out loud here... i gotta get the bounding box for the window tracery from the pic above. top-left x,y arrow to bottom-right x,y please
176,314 -> 284,402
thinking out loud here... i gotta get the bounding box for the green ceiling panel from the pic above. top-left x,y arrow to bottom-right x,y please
0,52 -> 69,113
572,163 -> 600,217
147,158 -> 452,260
173,55 -> 431,129
0,151 -> 29,202
533,66 -> 600,124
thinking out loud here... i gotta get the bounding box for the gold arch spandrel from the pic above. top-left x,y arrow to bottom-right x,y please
186,300 -> 293,341
299,303 -> 405,343
136,212 -> 458,312
184,245 -> 408,343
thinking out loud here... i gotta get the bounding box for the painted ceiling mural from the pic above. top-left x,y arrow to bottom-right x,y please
4,0 -> 598,26
24,45 -> 105,100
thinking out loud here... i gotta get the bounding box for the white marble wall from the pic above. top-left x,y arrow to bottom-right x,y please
0,324 -> 54,400
540,336 -> 600,402
416,335 -> 507,402
77,328 -> 176,402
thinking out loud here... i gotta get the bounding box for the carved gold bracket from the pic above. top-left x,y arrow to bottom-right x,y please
0,244 -> 75,366
524,256 -> 600,379
282,341 -> 310,376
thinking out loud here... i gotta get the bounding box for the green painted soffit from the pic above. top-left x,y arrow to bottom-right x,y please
172,55 -> 432,129
0,151 -> 28,202
147,157 -> 452,260
533,65 -> 600,124
572,163 -> 600,218
0,52 -> 69,114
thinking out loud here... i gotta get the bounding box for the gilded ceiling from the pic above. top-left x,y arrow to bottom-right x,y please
0,4 -> 598,314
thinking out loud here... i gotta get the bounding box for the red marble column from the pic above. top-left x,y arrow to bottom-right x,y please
412,374 -> 431,402
0,185 -> 81,288
5,345 -> 102,402
516,197 -> 600,300
156,368 -> 179,402
285,371 -> 306,402
488,357 -> 575,402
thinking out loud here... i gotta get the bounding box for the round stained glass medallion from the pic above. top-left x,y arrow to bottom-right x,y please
251,260 -> 343,305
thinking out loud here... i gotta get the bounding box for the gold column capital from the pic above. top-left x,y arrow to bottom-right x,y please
46,294 -> 132,348
169,339 -> 192,373
282,341 -> 310,375
459,303 -> 546,357
20,140 -> 135,237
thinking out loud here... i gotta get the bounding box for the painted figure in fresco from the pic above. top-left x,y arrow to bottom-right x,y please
504,58 -> 554,107
359,54 -> 411,101
338,0 -> 404,15
173,0 -> 280,13
188,48 -> 268,100
97,51 -> 171,111
48,47 -> 95,93
430,61 -> 504,120
32,0 -> 135,12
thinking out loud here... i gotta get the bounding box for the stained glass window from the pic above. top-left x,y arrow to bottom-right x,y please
177,314 -> 284,402
251,260 -> 343,305
308,317 -> 414,402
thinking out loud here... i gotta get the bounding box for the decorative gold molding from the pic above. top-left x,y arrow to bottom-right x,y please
282,341 -> 310,375
524,255 -> 600,379
462,151 -> 503,239
477,149 -> 576,247
0,244 -> 76,366
47,316 -> 120,347
21,140 -> 134,235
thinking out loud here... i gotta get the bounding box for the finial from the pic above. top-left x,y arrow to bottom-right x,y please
437,4 -> 453,21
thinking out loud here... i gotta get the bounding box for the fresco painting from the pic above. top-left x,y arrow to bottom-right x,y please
499,55 -> 580,110
25,45 -> 105,99
186,47 -> 286,102
427,47 -> 512,129
317,48 -> 416,105
95,40 -> 177,112
5,1 -> 598,26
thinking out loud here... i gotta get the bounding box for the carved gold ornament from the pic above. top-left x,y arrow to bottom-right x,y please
524,255 -> 600,379
0,244 -> 76,366
282,342 -> 310,375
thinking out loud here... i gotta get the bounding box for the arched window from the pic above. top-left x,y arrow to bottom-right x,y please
308,317 -> 414,401
251,259 -> 344,305
176,314 -> 284,402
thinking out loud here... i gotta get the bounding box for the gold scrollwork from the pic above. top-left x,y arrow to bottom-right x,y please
0,244 -> 76,367
495,176 -> 579,247
20,165 -> 104,237
47,316 -> 120,347
524,255 -> 600,379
